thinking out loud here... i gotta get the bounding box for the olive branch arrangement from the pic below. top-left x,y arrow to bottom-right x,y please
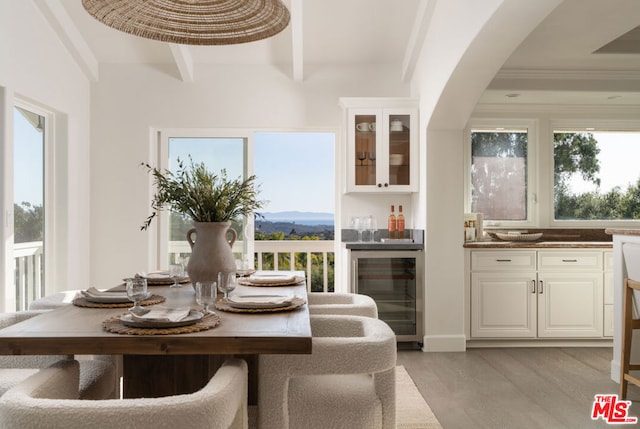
141,157 -> 265,231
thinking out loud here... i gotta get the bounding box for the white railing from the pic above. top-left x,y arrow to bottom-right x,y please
169,240 -> 335,292
13,241 -> 44,311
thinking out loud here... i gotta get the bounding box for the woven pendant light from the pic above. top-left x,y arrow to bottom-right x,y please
82,0 -> 290,45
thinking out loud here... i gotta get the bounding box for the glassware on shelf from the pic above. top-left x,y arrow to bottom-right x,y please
368,152 -> 376,165
357,151 -> 367,166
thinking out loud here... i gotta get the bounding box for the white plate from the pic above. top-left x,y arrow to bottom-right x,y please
227,294 -> 294,309
120,310 -> 204,328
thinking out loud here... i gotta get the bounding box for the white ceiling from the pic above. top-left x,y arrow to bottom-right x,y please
46,0 -> 640,105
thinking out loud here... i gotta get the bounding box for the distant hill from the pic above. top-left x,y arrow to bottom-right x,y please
255,211 -> 334,240
258,211 -> 334,223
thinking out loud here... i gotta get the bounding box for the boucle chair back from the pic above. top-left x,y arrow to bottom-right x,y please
0,358 -> 248,429
307,292 -> 378,318
0,310 -> 117,399
259,314 -> 396,429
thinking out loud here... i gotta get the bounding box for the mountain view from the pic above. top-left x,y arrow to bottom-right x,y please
255,211 -> 334,240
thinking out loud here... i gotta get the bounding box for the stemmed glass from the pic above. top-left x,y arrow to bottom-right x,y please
368,151 -> 376,165
126,277 -> 148,315
195,281 -> 217,314
169,263 -> 184,288
217,271 -> 237,299
357,151 -> 367,166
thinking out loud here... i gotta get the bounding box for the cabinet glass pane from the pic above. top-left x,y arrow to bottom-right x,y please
354,114 -> 377,186
388,114 -> 410,186
355,256 -> 417,335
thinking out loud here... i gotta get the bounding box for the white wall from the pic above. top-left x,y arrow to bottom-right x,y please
0,1 -> 91,304
89,63 -> 411,286
410,0 -> 563,350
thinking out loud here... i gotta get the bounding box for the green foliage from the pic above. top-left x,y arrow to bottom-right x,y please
553,132 -> 640,220
471,131 -> 527,158
13,202 -> 43,243
141,157 -> 265,230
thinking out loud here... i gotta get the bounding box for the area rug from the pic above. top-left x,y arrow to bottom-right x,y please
396,365 -> 443,429
248,365 -> 442,428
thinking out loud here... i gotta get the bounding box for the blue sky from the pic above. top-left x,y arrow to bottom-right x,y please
14,108 -> 44,206
169,132 -> 335,214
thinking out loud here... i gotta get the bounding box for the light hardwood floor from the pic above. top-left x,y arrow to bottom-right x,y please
398,347 -> 640,429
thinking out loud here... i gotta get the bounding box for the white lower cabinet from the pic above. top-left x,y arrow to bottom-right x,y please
470,249 -> 606,339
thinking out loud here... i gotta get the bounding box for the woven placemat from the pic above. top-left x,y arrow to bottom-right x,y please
215,297 -> 306,313
72,294 -> 166,309
237,276 -> 306,287
102,312 -> 221,335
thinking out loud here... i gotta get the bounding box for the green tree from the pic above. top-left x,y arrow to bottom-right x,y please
14,202 -> 43,243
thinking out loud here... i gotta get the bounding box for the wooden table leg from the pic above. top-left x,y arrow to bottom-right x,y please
123,354 -> 258,403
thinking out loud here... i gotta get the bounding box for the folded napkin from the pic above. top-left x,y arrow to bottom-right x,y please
135,271 -> 170,279
82,287 -> 128,299
227,294 -> 294,309
248,272 -> 296,284
131,306 -> 191,323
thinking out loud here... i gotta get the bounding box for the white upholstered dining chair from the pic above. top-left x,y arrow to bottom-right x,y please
0,310 -> 117,399
258,314 -> 397,429
0,358 -> 248,429
307,292 -> 378,318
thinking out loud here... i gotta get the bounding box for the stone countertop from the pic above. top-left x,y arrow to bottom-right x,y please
605,228 -> 640,236
464,241 -> 612,249
345,241 -> 424,251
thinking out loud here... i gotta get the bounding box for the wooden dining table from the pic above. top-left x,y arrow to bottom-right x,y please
0,281 -> 312,400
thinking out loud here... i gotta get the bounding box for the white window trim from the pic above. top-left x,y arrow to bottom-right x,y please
8,97 -> 56,311
150,128 -> 254,271
549,119 -> 640,228
465,118 -> 538,228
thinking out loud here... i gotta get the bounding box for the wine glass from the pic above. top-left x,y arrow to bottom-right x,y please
195,281 -> 217,314
235,256 -> 252,277
126,277 -> 148,315
217,271 -> 237,299
357,151 -> 367,166
169,263 -> 184,288
368,151 -> 376,165
350,216 -> 362,242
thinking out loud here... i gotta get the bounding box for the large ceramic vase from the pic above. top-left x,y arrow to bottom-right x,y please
186,222 -> 237,288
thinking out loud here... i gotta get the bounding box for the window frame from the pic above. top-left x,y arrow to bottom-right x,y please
549,119 -> 640,228
153,128 -> 254,271
8,98 -> 55,311
465,119 -> 538,228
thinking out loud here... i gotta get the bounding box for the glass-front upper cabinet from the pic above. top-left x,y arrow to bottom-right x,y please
340,98 -> 418,193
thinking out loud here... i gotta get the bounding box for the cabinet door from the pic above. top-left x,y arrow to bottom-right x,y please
537,272 -> 603,338
347,109 -> 382,191
471,272 -> 536,338
383,108 -> 418,192
345,105 -> 418,193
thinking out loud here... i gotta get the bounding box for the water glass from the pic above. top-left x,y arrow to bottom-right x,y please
195,281 -> 217,313
169,263 -> 184,288
126,277 -> 148,315
217,271 -> 237,299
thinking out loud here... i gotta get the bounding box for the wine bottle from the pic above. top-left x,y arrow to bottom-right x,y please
388,205 -> 397,239
397,205 -> 405,239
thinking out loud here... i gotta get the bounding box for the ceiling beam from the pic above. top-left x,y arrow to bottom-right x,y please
169,44 -> 195,82
33,0 -> 99,82
402,0 -> 436,83
290,0 -> 303,81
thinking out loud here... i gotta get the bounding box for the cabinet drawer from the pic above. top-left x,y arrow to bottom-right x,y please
538,251 -> 602,271
471,251 -> 536,271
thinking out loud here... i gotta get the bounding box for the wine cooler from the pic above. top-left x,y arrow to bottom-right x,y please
350,250 -> 423,343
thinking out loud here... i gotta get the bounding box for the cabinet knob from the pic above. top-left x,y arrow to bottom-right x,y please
384,183 -> 389,187
377,183 -> 382,188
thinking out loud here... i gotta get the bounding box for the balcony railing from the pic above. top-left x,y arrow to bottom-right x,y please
12,239 -> 335,311
169,240 -> 335,292
13,241 -> 44,311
